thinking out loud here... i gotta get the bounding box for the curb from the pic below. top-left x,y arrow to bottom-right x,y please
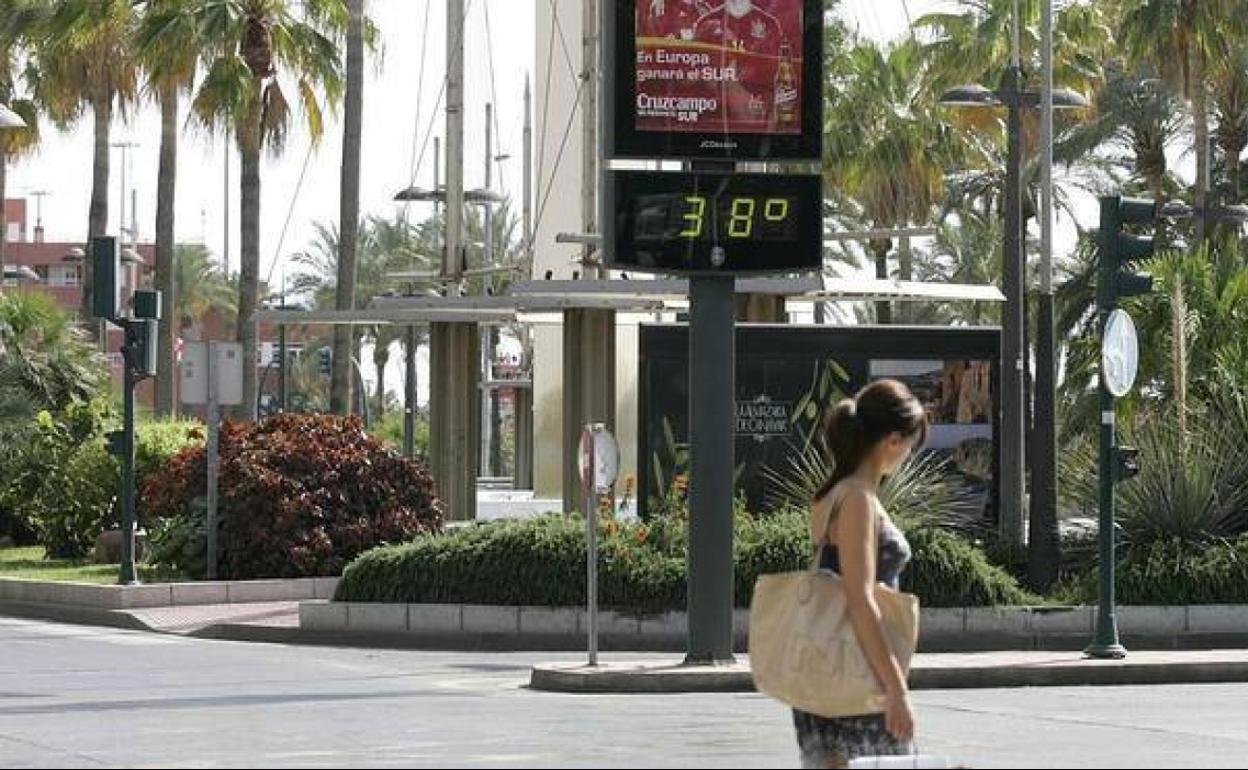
0,576 -> 338,610
0,600 -> 151,632
299,600 -> 1248,652
528,654 -> 1248,693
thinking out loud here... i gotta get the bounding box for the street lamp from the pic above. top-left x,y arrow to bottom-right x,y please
939,74 -> 1088,573
0,103 -> 25,129
393,185 -> 504,205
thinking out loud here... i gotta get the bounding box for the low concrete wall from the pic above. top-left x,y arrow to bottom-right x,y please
0,576 -> 338,610
299,601 -> 1248,652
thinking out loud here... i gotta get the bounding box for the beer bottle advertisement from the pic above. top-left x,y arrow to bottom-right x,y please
634,0 -> 804,136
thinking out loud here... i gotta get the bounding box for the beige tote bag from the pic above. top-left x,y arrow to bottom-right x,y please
749,562 -> 920,718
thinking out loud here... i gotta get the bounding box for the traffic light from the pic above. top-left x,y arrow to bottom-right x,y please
105,430 -> 125,457
123,319 -> 159,379
1096,196 -> 1157,313
90,236 -> 121,321
318,347 -> 332,376
1115,445 -> 1140,482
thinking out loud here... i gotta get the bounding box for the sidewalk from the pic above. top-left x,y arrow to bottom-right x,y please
4,597 -> 1248,691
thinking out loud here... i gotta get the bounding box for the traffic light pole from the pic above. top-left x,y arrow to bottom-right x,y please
118,323 -> 140,586
1086,194 -> 1147,659
1087,370 -> 1126,658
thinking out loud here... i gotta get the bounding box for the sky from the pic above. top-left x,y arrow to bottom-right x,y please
10,0 -> 1143,401
7,0 -> 969,288
9,0 -> 538,291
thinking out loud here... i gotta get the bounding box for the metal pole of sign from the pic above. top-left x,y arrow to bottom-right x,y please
206,341 -> 220,581
1087,377 -> 1126,656
583,425 -> 599,667
686,273 -> 736,665
118,329 -> 139,585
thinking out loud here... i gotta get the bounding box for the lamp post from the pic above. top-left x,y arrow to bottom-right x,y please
392,182 -> 505,460
393,182 -> 442,460
939,77 -> 1087,560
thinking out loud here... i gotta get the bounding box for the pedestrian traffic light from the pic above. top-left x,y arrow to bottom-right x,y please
1115,445 -> 1140,482
318,347 -> 332,376
105,430 -> 125,457
123,319 -> 159,379
1097,196 -> 1157,313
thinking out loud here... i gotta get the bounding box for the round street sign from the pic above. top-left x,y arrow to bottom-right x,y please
1102,309 -> 1139,398
579,424 -> 620,493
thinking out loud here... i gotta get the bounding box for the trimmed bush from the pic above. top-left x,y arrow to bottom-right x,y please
900,528 -> 1037,607
335,509 -> 1033,610
143,413 -> 442,580
1060,535 -> 1248,606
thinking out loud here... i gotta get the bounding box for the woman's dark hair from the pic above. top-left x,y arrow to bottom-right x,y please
813,378 -> 928,501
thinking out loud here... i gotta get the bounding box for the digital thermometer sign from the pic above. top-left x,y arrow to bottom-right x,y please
605,170 -> 822,275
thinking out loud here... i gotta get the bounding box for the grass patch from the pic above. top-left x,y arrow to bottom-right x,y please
0,546 -> 185,584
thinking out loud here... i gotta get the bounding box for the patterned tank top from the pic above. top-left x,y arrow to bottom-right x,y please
815,486 -> 912,589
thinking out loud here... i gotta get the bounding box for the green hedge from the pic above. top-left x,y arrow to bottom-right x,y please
335,510 -> 1034,610
1111,536 -> 1248,605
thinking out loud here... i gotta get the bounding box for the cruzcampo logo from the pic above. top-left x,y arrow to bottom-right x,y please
736,395 -> 792,443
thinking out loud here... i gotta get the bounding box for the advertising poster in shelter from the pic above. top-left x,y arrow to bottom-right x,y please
638,326 -> 1000,522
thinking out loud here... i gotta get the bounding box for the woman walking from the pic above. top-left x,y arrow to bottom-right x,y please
792,378 -> 928,768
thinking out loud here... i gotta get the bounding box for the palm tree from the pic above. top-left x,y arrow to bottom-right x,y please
330,0 -> 364,415
824,37 -> 958,323
292,215 -> 435,417
1116,0 -> 1248,240
0,0 -> 44,269
173,243 -> 236,336
1209,40 -> 1248,204
915,0 -> 1107,101
135,0 -> 201,417
187,0 -> 346,417
1057,60 -> 1187,209
0,291 -> 107,422
914,209 -> 1003,326
36,0 -> 139,322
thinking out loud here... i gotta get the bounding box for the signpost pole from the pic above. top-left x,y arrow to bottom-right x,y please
583,425 -> 599,667
1087,310 -> 1136,659
206,341 -> 220,581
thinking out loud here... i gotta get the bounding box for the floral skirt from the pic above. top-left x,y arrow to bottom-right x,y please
792,709 -> 914,768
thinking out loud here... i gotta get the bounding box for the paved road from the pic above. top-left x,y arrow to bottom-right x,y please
3,616 -> 1246,768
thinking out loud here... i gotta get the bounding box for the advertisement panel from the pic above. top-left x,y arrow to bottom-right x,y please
638,325 -> 1002,521
605,0 -> 823,160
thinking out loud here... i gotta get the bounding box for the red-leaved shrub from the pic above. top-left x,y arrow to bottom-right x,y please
142,413 -> 442,579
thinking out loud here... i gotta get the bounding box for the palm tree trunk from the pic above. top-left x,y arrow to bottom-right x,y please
488,333 -> 503,476
0,155 -> 8,267
372,333 -> 388,419
331,0 -> 365,415
1233,141 -> 1245,206
1193,46 -> 1210,243
238,95 -> 263,420
155,85 -> 179,417
1172,276 -> 1189,437
84,94 -> 112,321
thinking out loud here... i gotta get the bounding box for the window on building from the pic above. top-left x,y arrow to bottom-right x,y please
49,265 -> 81,287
